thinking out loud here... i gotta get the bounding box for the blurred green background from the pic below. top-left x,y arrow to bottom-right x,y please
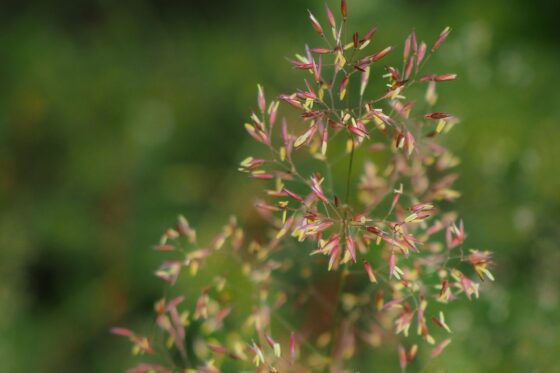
1,0 -> 559,371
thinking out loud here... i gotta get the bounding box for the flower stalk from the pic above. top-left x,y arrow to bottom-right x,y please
113,2 -> 492,372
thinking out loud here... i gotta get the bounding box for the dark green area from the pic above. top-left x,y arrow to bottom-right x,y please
1,0 -> 559,371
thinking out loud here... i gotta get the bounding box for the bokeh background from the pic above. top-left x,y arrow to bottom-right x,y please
1,0 -> 559,371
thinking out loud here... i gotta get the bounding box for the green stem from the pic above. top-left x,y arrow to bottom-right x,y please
344,138 -> 355,204
328,264 -> 348,363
